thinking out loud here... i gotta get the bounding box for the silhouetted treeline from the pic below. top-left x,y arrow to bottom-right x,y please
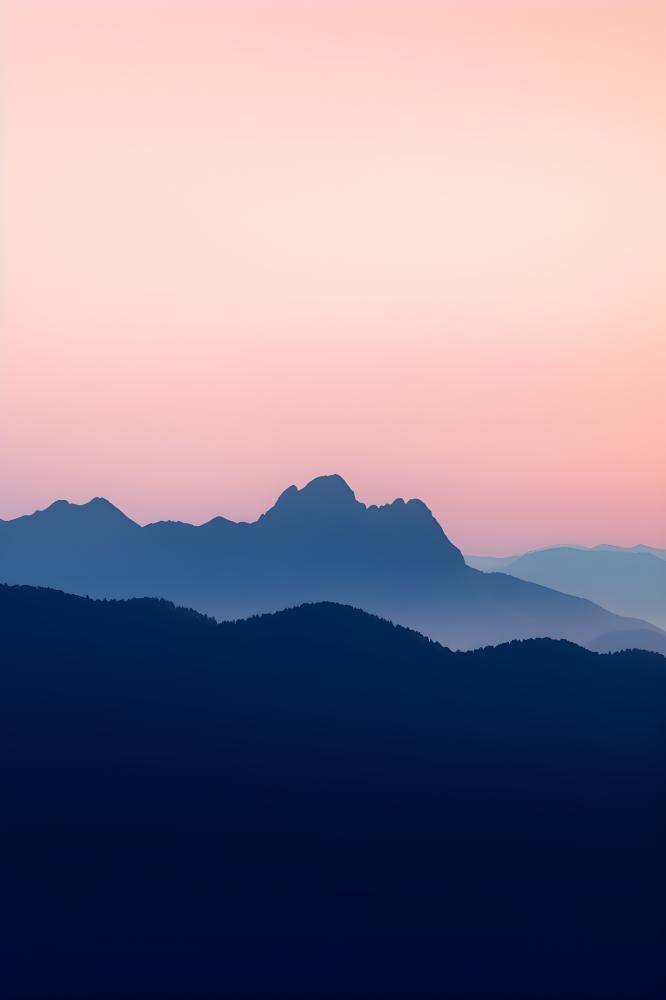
1,584 -> 664,999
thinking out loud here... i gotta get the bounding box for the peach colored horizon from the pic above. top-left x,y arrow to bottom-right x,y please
2,0 -> 665,555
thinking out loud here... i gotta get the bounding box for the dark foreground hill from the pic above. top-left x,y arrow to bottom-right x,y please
2,474 -> 665,652
1,584 -> 664,999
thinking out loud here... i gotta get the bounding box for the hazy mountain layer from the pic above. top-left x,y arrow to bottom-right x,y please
467,544 -> 666,629
1,475 -> 664,651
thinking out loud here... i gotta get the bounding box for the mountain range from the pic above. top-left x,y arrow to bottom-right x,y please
2,583 -> 664,999
2,474 -> 665,653
466,544 -> 666,629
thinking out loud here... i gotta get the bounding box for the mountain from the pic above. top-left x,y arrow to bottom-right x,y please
1,584 -> 664,999
467,545 -> 666,629
594,543 -> 666,560
588,627 -> 666,656
463,552 -> 520,572
1,475 -> 664,652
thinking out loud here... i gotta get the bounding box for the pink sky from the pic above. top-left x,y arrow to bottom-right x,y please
2,0 -> 665,553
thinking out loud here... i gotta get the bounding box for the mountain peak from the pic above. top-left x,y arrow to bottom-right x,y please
87,497 -> 120,511
266,475 -> 360,520
299,474 -> 357,502
35,497 -> 137,529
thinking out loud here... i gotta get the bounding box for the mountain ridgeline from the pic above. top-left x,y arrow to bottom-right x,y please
1,475 -> 664,652
466,544 -> 666,631
1,584 -> 664,998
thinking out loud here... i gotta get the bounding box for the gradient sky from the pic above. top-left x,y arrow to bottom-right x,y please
2,0 -> 665,553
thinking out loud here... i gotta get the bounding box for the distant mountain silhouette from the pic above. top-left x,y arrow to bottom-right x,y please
465,552 -> 525,571
1,475 -> 664,652
467,544 -> 666,629
594,543 -> 666,559
1,584 -> 664,999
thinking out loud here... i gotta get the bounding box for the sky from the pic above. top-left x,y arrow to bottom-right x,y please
2,0 -> 664,554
